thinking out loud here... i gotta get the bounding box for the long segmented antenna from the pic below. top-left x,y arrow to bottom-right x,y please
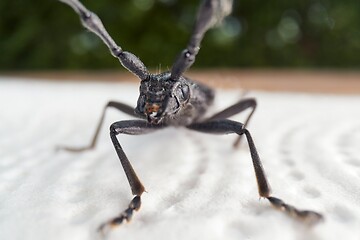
171,0 -> 233,80
59,0 -> 149,80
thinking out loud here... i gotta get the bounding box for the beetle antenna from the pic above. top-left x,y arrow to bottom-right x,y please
171,0 -> 233,80
59,0 -> 149,80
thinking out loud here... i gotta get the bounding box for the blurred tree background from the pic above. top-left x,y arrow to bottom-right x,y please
0,0 -> 359,70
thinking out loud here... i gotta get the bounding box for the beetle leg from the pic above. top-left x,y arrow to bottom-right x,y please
206,98 -> 257,148
57,101 -> 143,152
97,120 -> 166,234
187,119 -> 324,225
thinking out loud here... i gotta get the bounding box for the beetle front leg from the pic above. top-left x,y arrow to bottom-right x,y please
187,119 -> 323,225
98,120 -> 166,234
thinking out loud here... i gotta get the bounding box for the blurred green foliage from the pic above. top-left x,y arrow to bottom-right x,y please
0,0 -> 359,70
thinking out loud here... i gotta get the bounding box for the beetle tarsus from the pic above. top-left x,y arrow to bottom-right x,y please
267,196 -> 323,225
98,196 -> 142,235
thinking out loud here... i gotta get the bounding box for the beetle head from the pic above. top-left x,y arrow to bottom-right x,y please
135,72 -> 190,124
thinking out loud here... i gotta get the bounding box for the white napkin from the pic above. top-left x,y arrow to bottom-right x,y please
1,77 -> 359,240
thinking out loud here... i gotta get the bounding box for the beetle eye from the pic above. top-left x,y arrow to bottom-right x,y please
181,85 -> 190,101
136,95 -> 146,112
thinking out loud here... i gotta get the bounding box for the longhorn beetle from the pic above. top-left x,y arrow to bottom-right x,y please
58,0 -> 323,234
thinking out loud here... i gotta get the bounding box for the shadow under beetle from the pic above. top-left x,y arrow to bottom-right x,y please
58,0 -> 323,234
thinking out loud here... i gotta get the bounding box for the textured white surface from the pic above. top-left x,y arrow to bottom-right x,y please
1,77 -> 360,240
